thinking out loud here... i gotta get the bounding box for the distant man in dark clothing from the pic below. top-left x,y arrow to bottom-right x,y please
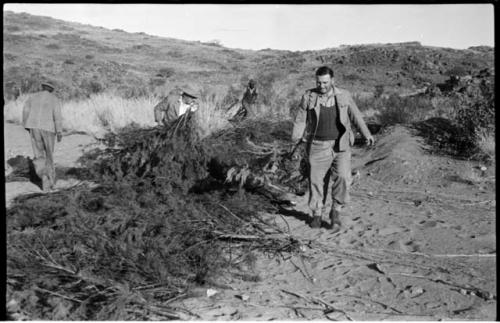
154,85 -> 200,126
22,82 -> 63,191
291,66 -> 374,230
242,79 -> 258,113
231,79 -> 258,121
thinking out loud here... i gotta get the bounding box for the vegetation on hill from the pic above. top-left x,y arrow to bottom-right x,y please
3,10 -> 494,102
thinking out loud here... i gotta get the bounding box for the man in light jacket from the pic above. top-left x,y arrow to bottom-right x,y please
154,85 -> 200,126
22,82 -> 63,191
292,66 -> 374,230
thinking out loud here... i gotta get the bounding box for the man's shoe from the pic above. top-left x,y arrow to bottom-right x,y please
42,175 -> 51,192
310,216 -> 322,229
329,208 -> 342,230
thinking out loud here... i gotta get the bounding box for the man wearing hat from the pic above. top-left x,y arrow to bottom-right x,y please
229,79 -> 258,122
22,81 -> 63,191
154,85 -> 200,126
240,79 -> 258,116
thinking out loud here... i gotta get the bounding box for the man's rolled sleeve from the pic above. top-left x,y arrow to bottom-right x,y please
347,94 -> 371,139
53,99 -> 63,133
291,93 -> 308,142
22,98 -> 31,129
154,98 -> 168,123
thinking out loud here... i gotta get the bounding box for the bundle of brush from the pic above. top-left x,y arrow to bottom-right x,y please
85,111 -> 211,193
203,118 -> 309,202
7,112 -> 302,320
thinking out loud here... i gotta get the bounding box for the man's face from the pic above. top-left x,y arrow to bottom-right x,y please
182,95 -> 195,105
316,74 -> 334,94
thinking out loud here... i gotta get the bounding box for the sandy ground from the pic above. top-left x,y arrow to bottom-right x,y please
4,122 -> 496,320
4,122 -> 99,207
173,126 -> 496,320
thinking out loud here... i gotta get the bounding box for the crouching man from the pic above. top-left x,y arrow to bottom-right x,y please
154,85 -> 200,126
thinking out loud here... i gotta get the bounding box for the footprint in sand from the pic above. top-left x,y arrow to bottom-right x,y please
377,225 -> 409,236
398,240 -> 421,252
418,220 -> 446,229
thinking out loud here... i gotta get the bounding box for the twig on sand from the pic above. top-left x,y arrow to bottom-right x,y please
281,289 -> 354,321
289,257 -> 314,283
218,203 -> 267,234
351,192 -> 414,205
247,302 -> 325,312
432,253 -> 496,258
34,287 -> 83,303
462,200 -> 494,206
218,203 -> 247,223
368,248 -> 496,259
327,293 -> 403,314
390,272 -> 496,301
277,213 -> 292,234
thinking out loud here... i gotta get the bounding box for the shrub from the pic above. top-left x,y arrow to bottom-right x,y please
374,84 -> 385,98
4,53 -> 16,61
80,79 -> 104,96
193,86 -> 233,139
374,94 -> 433,126
64,59 -> 75,65
474,127 -> 495,163
445,65 -> 469,77
116,85 -> 150,100
455,82 -> 494,135
220,84 -> 241,108
5,25 -> 21,32
45,43 -> 60,50
149,77 -> 166,87
157,67 -> 175,78
85,54 -> 94,59
203,39 -> 223,47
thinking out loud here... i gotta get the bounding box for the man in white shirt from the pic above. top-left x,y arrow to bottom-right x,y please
154,85 -> 200,126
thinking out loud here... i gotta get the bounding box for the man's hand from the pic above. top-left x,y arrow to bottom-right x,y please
290,141 -> 306,160
56,132 -> 62,142
189,102 -> 199,112
365,135 -> 375,146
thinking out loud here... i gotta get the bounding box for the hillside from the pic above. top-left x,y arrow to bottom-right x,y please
3,10 -> 494,102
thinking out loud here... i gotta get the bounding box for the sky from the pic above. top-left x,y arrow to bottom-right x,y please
3,3 -> 495,51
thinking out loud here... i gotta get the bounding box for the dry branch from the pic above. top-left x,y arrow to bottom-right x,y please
281,289 -> 354,320
390,272 -> 496,301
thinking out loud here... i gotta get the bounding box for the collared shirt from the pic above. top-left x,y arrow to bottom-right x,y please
316,88 -> 336,107
178,98 -> 198,117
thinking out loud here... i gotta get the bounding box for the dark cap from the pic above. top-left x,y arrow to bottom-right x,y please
181,84 -> 201,99
41,82 -> 55,90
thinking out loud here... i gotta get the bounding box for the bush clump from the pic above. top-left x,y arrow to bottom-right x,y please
7,116 -> 301,320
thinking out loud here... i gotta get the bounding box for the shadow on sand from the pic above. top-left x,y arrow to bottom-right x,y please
6,155 -> 92,190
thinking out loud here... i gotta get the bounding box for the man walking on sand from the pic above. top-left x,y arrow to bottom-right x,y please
22,81 -> 63,192
291,66 -> 375,230
154,85 -> 200,126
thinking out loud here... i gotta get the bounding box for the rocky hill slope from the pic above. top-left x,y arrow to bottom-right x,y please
3,11 -> 494,101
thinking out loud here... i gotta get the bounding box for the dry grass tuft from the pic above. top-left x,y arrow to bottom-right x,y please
474,128 -> 495,163
4,93 -> 158,137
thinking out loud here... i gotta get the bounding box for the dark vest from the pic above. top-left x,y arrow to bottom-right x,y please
314,105 -> 340,141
